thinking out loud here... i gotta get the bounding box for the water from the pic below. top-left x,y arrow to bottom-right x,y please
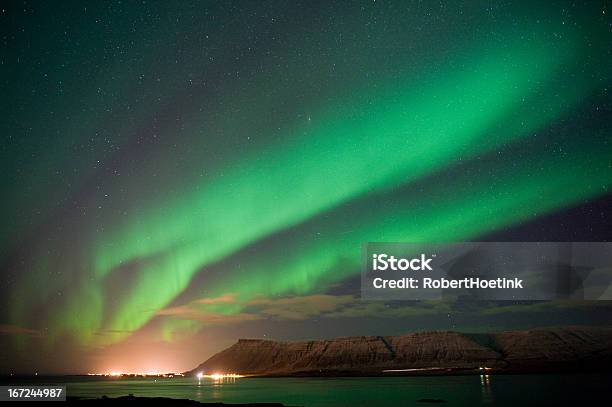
3,373 -> 609,406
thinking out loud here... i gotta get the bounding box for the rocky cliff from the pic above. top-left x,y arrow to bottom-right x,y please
189,326 -> 612,376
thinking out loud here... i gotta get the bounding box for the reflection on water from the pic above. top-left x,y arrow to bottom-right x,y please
480,373 -> 493,404
197,375 -> 240,401
2,373 -> 609,407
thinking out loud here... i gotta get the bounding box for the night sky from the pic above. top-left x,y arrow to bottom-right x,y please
1,1 -> 611,374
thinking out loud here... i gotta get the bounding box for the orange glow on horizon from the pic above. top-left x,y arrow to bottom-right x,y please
87,371 -> 185,377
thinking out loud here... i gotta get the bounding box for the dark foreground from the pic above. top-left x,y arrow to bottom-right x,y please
67,395 -> 291,406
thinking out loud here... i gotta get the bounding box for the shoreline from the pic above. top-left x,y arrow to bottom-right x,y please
3,367 -> 612,380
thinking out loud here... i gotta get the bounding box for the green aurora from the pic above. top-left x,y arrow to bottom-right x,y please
1,0 -> 611,372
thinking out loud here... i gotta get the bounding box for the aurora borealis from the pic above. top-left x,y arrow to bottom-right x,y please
1,1 -> 611,374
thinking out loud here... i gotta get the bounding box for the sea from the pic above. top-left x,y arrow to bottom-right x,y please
2,373 -> 609,406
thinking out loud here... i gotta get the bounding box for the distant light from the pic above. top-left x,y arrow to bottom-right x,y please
197,372 -> 204,379
91,371 -> 184,377
202,372 -> 243,380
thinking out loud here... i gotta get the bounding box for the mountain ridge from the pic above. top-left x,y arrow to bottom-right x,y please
188,326 -> 612,376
